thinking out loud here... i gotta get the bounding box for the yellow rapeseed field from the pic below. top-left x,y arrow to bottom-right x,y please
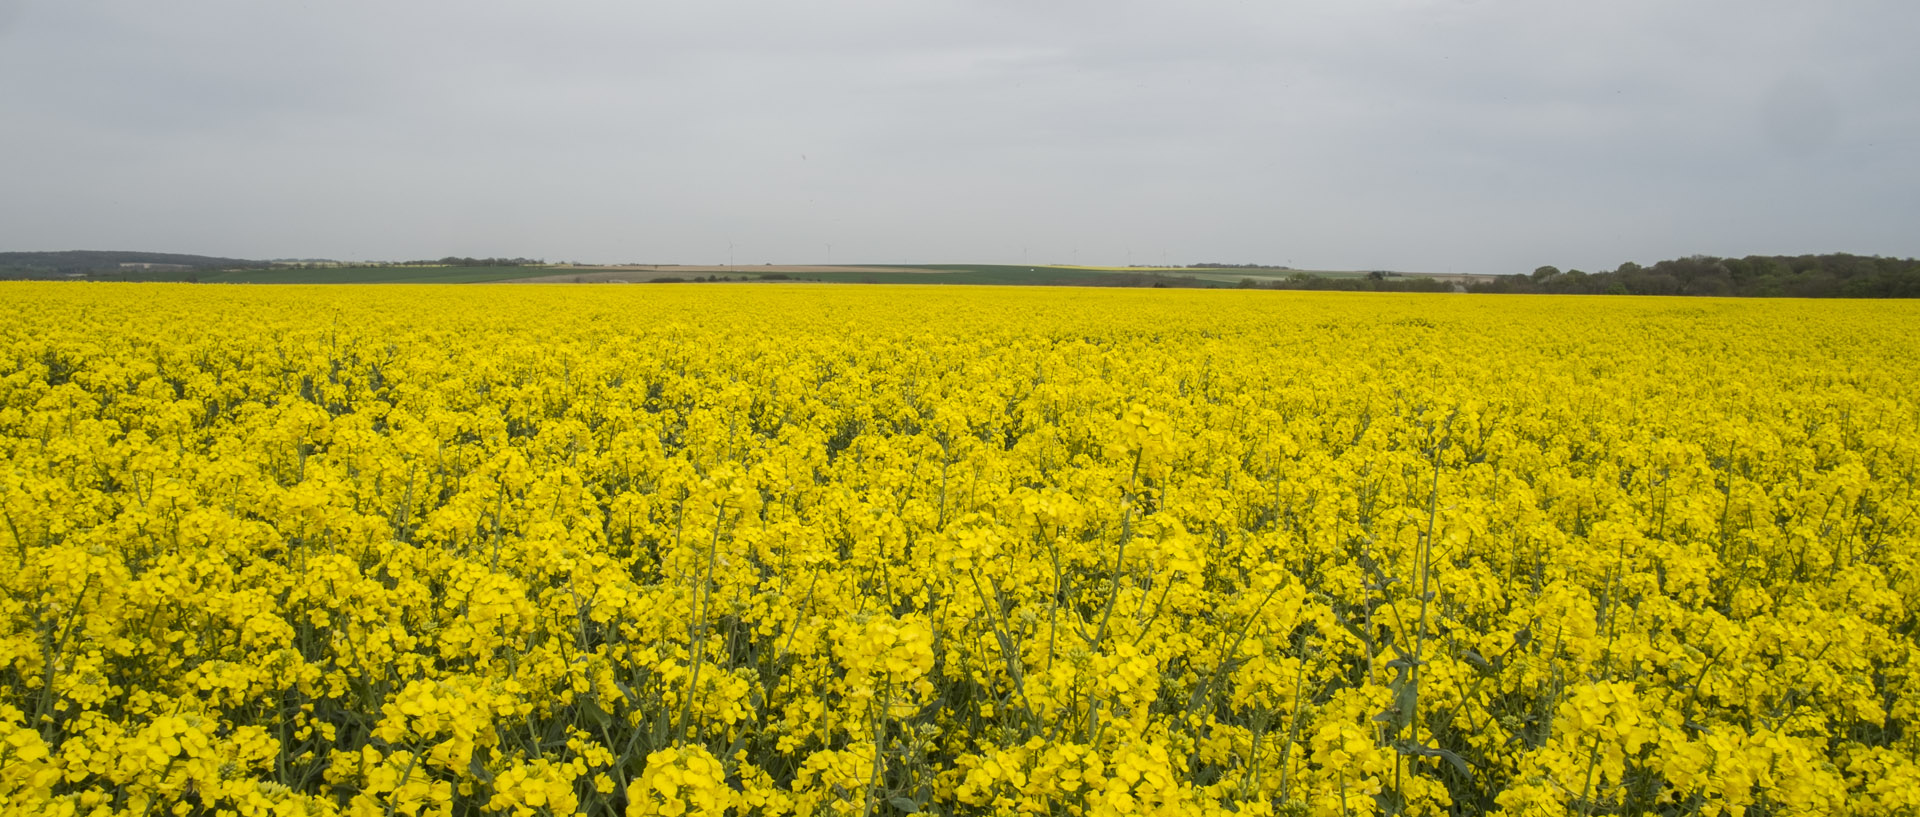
1,283 -> 1916,817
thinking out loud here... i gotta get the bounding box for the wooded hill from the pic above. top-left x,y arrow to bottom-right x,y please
0,251 -> 262,277
1475,253 -> 1920,297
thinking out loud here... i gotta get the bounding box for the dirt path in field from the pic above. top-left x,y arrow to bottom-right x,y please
501,265 -> 940,283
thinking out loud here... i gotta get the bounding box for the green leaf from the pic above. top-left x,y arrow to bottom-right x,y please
1459,649 -> 1492,672
889,795 -> 923,814
581,695 -> 613,729
1334,612 -> 1371,646
1360,557 -> 1399,591
469,755 -> 495,783
1387,676 -> 1418,731
1400,741 -> 1472,778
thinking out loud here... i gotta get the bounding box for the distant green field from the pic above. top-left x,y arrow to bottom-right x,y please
804,265 -> 1238,287
202,266 -> 539,284
41,263 -> 1385,287
78,265 -> 542,284
803,265 -> 1381,287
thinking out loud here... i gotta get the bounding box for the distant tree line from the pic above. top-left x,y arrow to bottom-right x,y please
1088,273 -> 1220,288
1474,253 -> 1920,298
1192,262 -> 1296,270
1240,272 -> 1455,293
648,275 -> 747,283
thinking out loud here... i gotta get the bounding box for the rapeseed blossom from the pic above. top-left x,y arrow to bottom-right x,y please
0,283 -> 1915,815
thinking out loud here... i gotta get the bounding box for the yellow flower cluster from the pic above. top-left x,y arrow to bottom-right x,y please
630,746 -> 731,816
2,283 -> 1917,816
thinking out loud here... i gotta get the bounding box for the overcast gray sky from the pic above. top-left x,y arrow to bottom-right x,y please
2,1 -> 1915,273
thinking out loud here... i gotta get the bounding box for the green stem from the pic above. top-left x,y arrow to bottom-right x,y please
679,499 -> 728,741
